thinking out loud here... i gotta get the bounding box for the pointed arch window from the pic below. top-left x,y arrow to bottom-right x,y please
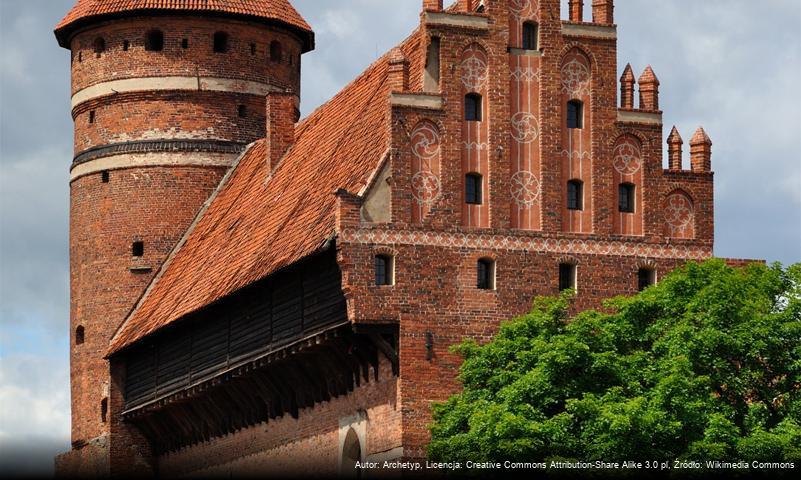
522,22 -> 538,50
465,93 -> 482,121
567,100 -> 583,129
145,30 -> 164,52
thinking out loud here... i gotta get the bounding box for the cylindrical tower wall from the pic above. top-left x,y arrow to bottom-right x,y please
67,15 -> 304,444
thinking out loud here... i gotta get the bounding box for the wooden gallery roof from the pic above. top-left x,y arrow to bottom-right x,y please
109,30 -> 424,354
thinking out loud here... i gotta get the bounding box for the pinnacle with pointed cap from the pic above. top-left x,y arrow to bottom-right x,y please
620,63 -> 636,109
638,65 -> 660,85
690,127 -> 712,172
690,127 -> 712,146
638,65 -> 660,111
667,126 -> 684,171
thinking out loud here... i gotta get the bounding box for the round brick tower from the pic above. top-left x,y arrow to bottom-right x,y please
54,0 -> 313,470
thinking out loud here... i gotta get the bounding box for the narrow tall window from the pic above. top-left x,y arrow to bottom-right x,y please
132,241 -> 144,257
123,40 -> 130,51
100,398 -> 108,423
181,38 -> 189,49
213,32 -> 229,53
237,105 -> 246,118
619,183 -> 635,213
75,325 -> 85,345
477,259 -> 495,290
88,110 -> 96,124
250,43 -> 257,55
270,41 -> 282,62
465,173 -> 483,205
522,22 -> 538,50
93,37 -> 105,57
638,268 -> 656,291
567,180 -> 583,210
375,255 -> 394,286
465,93 -> 482,121
145,30 -> 164,52
101,171 -> 110,183
559,263 -> 577,291
567,100 -> 583,129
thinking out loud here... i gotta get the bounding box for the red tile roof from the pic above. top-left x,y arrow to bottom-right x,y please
55,0 -> 313,50
108,30 -> 424,354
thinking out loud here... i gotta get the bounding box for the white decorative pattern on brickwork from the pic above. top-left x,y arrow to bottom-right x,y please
665,192 -> 695,238
411,122 -> 440,161
460,46 -> 489,91
510,0 -> 538,19
463,141 -> 489,152
561,149 -> 591,162
510,112 -> 540,144
411,171 -> 441,206
510,171 -> 541,207
613,138 -> 643,175
340,228 -> 712,260
561,59 -> 591,97
510,67 -> 540,83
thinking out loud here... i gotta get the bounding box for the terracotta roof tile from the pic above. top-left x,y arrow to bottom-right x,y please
55,0 -> 313,49
109,30 -> 423,354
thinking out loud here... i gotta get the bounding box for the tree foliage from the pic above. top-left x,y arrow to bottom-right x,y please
429,260 -> 801,462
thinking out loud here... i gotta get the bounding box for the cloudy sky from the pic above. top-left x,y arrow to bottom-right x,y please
1,0 -> 799,475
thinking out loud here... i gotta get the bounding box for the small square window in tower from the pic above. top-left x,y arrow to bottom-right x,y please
619,183 -> 635,213
638,268 -> 656,291
464,93 -> 482,121
145,30 -> 164,52
567,100 -> 583,129
465,173 -> 483,205
567,180 -> 583,210
559,263 -> 577,291
132,241 -> 144,258
375,255 -> 394,286
477,259 -> 495,290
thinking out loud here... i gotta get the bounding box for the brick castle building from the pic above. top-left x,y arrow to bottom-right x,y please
55,0 -> 724,476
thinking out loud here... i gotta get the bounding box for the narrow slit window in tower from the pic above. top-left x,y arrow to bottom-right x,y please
250,43 -> 257,55
213,32 -> 229,53
89,110 -> 96,124
123,40 -> 130,51
238,105 -> 247,118
75,325 -> 85,345
567,100 -> 583,129
145,30 -> 164,52
132,241 -> 144,258
100,398 -> 108,423
181,38 -> 189,49
101,171 -> 109,183
94,37 -> 105,57
270,41 -> 282,63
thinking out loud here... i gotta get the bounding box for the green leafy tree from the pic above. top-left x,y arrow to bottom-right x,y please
429,260 -> 801,462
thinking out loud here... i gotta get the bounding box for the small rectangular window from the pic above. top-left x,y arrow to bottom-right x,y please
250,43 -> 257,55
101,171 -> 109,183
619,183 -> 635,213
375,255 -> 394,286
477,259 -> 495,290
89,110 -> 96,124
132,241 -> 144,257
638,268 -> 656,291
181,38 -> 189,49
237,105 -> 246,118
123,40 -> 130,51
567,100 -> 583,129
567,180 -> 583,210
559,263 -> 576,291
465,94 -> 482,121
522,22 -> 538,50
465,174 -> 483,205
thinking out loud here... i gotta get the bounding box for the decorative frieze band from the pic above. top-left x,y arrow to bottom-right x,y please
72,139 -> 247,166
340,228 -> 713,261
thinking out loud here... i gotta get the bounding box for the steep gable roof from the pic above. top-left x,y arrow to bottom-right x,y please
109,30 -> 424,354
55,0 -> 313,50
